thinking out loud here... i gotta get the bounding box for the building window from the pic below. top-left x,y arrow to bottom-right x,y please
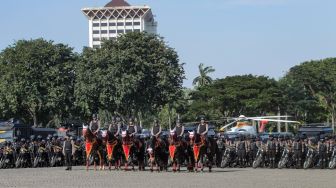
93,45 -> 100,48
93,37 -> 100,41
93,23 -> 99,27
117,30 -> 124,34
134,29 -> 141,32
101,23 -> 108,27
109,22 -> 116,26
125,29 -> 132,33
134,22 -> 140,26
93,30 -> 99,34
117,22 -> 124,26
109,30 -> 116,33
101,30 -> 107,34
125,22 -> 132,26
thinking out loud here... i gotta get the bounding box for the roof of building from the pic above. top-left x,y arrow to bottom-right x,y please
105,0 -> 130,7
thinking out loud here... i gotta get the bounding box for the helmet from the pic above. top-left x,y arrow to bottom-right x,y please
116,117 -> 121,122
92,114 -> 98,119
30,135 -> 36,141
21,138 -> 26,142
37,135 -> 42,140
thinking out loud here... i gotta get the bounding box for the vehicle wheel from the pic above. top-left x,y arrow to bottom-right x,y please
328,158 -> 336,169
15,158 -> 21,168
252,158 -> 261,169
33,157 -> 39,168
303,158 -> 311,169
278,159 -> 285,169
221,157 -> 228,168
50,157 -> 56,167
0,159 -> 4,169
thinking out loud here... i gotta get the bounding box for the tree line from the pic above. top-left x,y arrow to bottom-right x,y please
0,32 -> 335,130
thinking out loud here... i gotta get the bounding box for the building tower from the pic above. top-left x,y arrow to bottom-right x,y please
82,0 -> 157,48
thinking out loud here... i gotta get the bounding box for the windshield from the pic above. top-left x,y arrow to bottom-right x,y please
0,130 -> 13,139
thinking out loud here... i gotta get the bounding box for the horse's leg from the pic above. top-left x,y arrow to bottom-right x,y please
86,158 -> 89,171
97,151 -> 103,170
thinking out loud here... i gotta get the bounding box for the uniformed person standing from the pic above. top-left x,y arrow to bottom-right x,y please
63,136 -> 74,171
236,136 -> 247,168
318,138 -> 327,169
292,137 -> 303,168
266,136 -> 277,168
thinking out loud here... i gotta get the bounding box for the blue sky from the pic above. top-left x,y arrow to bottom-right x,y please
0,0 -> 335,87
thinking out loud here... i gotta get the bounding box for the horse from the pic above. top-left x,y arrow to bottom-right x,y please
147,135 -> 167,172
121,130 -> 144,170
168,130 -> 186,172
101,130 -> 121,170
189,131 -> 213,172
83,126 -> 104,171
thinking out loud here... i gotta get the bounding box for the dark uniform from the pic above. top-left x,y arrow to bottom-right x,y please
318,139 -> 327,169
63,138 -> 73,170
293,139 -> 303,168
236,138 -> 247,168
267,138 -> 277,168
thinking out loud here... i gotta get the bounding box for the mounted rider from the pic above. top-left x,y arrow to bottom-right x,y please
89,114 -> 101,135
150,119 -> 162,147
108,117 -> 120,137
127,118 -> 138,138
172,119 -> 185,140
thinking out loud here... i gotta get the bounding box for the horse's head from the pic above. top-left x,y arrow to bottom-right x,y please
147,147 -> 153,154
82,125 -> 88,137
170,130 -> 176,137
101,130 -> 108,138
189,131 -> 195,139
122,130 -> 128,138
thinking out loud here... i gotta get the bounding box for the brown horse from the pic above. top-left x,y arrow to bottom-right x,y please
168,130 -> 182,172
83,126 -> 104,171
101,130 -> 120,170
189,131 -> 211,172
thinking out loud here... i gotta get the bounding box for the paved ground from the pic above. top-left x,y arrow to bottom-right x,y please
0,167 -> 335,188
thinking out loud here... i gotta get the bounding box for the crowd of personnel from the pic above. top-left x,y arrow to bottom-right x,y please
1,115 -> 336,171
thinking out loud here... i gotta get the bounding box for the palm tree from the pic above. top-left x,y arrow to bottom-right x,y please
192,63 -> 215,87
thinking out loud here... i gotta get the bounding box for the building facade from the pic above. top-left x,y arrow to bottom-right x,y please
82,0 -> 157,48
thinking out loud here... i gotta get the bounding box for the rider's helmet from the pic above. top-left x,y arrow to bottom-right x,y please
37,135 -> 42,141
30,135 -> 36,142
21,138 -> 26,143
129,117 -> 134,124
92,113 -> 98,120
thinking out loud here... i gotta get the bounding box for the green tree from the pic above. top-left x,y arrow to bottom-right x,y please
192,63 -> 215,87
187,75 -> 282,119
0,39 -> 77,127
74,32 -> 185,120
284,58 -> 336,129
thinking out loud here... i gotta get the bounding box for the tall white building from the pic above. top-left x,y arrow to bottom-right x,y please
82,0 -> 157,48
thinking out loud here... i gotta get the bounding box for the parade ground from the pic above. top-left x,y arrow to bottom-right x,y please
0,167 -> 335,188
